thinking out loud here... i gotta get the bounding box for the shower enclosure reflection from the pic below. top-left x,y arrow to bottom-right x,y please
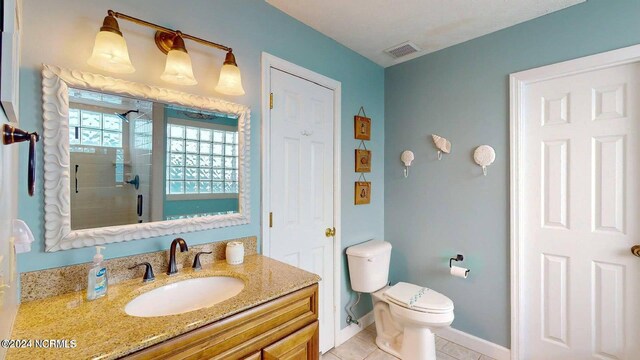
68,88 -> 239,231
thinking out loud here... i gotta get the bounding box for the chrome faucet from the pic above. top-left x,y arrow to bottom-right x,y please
167,237 -> 189,275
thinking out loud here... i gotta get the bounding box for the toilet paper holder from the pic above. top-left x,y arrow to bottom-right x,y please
449,254 -> 470,275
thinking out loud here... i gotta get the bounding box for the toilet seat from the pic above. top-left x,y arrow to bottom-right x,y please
383,282 -> 454,314
375,284 -> 455,360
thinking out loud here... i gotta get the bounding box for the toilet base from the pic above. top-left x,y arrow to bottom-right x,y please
400,326 -> 436,360
371,288 -> 452,360
374,327 -> 436,360
375,335 -> 402,359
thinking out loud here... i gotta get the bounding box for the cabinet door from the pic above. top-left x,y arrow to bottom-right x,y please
263,321 -> 319,360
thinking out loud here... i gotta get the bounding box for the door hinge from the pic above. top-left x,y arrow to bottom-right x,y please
269,212 -> 273,228
269,92 -> 273,109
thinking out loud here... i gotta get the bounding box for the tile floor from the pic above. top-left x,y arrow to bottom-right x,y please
322,324 -> 496,360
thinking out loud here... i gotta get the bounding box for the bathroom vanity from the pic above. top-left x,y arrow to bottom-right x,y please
8,255 -> 321,359
126,284 -> 318,359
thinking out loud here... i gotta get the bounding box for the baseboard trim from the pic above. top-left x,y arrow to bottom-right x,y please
335,313 -> 510,360
438,327 -> 511,360
335,311 -> 375,346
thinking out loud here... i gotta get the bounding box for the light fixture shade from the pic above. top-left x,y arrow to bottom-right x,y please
215,64 -> 245,96
87,30 -> 135,74
161,49 -> 198,86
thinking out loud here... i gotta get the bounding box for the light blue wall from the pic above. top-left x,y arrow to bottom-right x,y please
17,0 -> 384,326
384,0 -> 640,347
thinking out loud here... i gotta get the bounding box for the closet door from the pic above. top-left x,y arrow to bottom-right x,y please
522,60 -> 640,359
0,113 -> 19,360
267,67 -> 335,353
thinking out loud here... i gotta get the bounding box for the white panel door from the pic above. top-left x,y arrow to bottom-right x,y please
523,62 -> 640,359
0,115 -> 19,360
269,68 -> 335,353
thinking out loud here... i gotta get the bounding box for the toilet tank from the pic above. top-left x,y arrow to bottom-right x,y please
346,240 -> 392,293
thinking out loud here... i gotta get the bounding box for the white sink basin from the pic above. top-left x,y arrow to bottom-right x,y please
125,276 -> 245,317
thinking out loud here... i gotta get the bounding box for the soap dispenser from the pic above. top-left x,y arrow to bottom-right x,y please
87,246 -> 108,301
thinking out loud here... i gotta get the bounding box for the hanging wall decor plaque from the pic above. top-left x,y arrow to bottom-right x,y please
354,175 -> 371,205
355,149 -> 371,172
354,107 -> 371,140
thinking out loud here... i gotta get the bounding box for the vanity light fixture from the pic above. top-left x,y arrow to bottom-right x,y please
215,51 -> 245,96
87,12 -> 135,74
160,32 -> 197,86
88,10 -> 245,95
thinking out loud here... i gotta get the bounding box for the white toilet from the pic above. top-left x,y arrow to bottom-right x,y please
346,240 -> 454,360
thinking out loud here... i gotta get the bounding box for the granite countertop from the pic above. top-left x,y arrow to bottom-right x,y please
7,255 -> 321,360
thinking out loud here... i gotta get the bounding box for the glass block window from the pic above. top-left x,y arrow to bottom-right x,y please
166,121 -> 239,196
115,149 -> 125,183
133,119 -> 153,150
165,211 -> 236,220
68,108 -> 123,148
68,88 -> 123,105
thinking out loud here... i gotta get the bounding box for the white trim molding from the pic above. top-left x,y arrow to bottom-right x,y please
438,327 -> 511,360
42,64 -> 251,251
333,313 -> 510,359
509,44 -> 640,359
260,52 -> 342,352
1,0 -> 22,123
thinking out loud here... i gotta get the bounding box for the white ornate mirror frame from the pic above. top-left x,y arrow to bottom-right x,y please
42,64 -> 251,252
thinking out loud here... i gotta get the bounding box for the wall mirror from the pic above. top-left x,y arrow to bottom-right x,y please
42,65 -> 250,251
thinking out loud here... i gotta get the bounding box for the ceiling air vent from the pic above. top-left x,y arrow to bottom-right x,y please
384,42 -> 421,59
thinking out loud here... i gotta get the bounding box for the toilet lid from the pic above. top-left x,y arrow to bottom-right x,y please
384,282 -> 454,314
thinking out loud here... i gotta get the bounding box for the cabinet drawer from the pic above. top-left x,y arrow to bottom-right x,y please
243,352 -> 261,360
263,321 -> 319,360
124,284 -> 318,360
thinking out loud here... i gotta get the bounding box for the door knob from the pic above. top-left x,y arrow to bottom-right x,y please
632,245 -> 640,258
325,227 -> 336,237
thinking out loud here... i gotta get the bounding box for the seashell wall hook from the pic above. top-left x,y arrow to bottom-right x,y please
400,150 -> 414,178
473,145 -> 496,176
431,134 -> 451,160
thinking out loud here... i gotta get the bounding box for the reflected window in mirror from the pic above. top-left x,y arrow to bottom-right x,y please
66,88 -> 239,231
164,106 -> 239,220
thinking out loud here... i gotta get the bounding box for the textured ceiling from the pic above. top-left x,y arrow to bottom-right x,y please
266,0 -> 585,67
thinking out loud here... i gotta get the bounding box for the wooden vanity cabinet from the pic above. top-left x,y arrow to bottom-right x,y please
124,284 -> 319,360
262,321 -> 318,360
